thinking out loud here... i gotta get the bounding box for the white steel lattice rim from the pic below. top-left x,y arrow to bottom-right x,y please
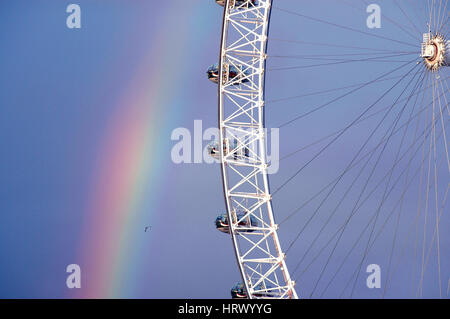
217,0 -> 298,299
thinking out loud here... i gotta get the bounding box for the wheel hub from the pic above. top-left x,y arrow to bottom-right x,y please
421,33 -> 447,71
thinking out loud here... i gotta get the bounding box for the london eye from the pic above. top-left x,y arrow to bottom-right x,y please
207,0 -> 449,299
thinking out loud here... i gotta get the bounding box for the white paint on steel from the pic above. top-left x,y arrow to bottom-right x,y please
217,0 -> 297,299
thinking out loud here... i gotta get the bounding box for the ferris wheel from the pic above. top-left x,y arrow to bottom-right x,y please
206,0 -> 449,299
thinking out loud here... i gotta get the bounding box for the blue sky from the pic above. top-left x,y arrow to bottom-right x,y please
0,0 -> 448,298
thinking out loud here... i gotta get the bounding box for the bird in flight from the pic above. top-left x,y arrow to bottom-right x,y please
144,226 -> 152,232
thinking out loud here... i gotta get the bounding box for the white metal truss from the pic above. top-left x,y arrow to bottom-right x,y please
218,0 -> 298,299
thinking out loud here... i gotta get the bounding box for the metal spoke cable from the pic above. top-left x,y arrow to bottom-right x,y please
436,79 -> 450,173
327,130 -> 437,298
435,0 -> 444,34
275,60 -> 418,129
312,115 -> 446,298
447,278 -> 450,298
273,6 -> 417,48
297,97 -> 446,288
389,183 -> 448,298
381,160 -> 447,298
408,0 -> 429,29
418,74 -> 436,298
272,60 -> 419,196
270,56 -> 415,63
269,53 -> 417,71
382,70 -> 431,298
335,117 -> 446,297
437,3 -> 448,33
279,88 -> 449,228
348,69 -> 427,297
342,0 -> 421,41
339,116 -> 448,299
432,74 -> 442,298
289,67 -> 426,266
270,38 -> 411,53
270,51 -> 417,59
266,72 -> 419,105
273,77 -> 448,165
287,69 -> 426,278
308,66 -> 426,298
393,0 -> 424,35
440,76 -> 450,115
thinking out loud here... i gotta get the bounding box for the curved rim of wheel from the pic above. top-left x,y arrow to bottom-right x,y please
217,0 -> 297,299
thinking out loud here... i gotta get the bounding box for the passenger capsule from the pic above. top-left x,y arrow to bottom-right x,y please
215,214 -> 230,233
206,63 -> 220,83
206,139 -> 233,160
206,63 -> 249,84
231,283 -> 247,299
206,140 -> 222,159
231,282 -> 276,299
253,285 -> 277,298
215,0 -> 257,7
207,138 -> 250,161
215,211 -> 258,233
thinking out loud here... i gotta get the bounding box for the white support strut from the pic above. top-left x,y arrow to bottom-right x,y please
217,0 -> 298,299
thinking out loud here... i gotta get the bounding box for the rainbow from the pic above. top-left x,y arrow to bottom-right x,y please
71,3 -> 214,298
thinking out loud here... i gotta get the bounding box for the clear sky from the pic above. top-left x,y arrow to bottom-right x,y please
0,0 -> 448,299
